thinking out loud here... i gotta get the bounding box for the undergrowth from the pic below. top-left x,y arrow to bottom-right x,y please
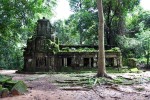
59,66 -> 141,74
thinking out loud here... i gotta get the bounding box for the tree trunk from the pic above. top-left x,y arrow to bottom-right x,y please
147,51 -> 150,68
147,39 -> 150,68
97,0 -> 106,77
79,0 -> 82,45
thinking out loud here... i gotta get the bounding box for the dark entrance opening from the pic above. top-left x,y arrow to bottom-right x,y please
67,57 -> 72,66
84,58 -> 89,67
91,58 -> 94,67
62,58 -> 64,66
106,58 -> 114,67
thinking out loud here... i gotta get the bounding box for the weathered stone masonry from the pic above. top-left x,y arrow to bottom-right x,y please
23,17 -> 122,72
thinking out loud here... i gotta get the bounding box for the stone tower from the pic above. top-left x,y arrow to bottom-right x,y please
23,17 -> 57,72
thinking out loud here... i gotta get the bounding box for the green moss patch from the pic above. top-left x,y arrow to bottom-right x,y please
0,74 -> 27,98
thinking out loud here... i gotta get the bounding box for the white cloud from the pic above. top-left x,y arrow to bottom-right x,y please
51,0 -> 73,22
51,0 -> 150,22
140,0 -> 150,10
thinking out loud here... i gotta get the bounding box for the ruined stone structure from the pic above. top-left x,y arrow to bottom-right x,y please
23,17 -> 122,72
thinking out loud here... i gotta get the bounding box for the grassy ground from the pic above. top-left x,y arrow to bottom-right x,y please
1,70 -> 150,100
59,66 -> 139,74
50,67 -> 147,89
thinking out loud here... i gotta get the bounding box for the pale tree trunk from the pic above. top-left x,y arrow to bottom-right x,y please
97,0 -> 107,77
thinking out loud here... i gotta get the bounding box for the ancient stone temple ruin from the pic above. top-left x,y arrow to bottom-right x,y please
23,17 -> 122,72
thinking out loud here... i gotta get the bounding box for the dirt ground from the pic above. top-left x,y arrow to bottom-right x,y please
1,70 -> 150,100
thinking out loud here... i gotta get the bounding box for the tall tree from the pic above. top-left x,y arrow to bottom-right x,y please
103,0 -> 140,46
0,0 -> 56,69
68,0 -> 98,45
96,0 -> 106,77
68,0 -> 140,46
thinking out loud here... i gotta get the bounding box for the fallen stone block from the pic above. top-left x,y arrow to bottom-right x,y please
0,87 -> 9,98
11,81 -> 27,95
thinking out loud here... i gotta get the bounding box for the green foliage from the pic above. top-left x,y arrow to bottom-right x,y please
57,66 -> 131,74
0,0 -> 56,69
137,57 -> 147,63
61,47 -> 96,52
54,20 -> 73,44
0,74 -> 27,97
60,47 -> 121,53
103,0 -> 140,45
54,0 -> 140,46
106,67 -> 130,73
56,75 -> 148,89
127,58 -> 138,68
55,0 -> 98,45
0,75 -> 12,84
60,66 -> 74,73
130,68 -> 139,73
46,39 -> 60,54
54,11 -> 98,45
136,30 -> 150,68
61,47 -> 120,52
117,35 -> 140,59
126,7 -> 150,36
106,47 -> 121,52
128,58 -> 137,61
124,9 -> 150,67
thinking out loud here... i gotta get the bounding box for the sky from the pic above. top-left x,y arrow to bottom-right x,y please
51,0 -> 73,21
140,0 -> 150,11
52,0 -> 150,21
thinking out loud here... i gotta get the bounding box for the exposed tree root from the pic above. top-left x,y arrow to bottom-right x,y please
60,87 -> 90,91
96,73 -> 113,79
92,88 -> 105,99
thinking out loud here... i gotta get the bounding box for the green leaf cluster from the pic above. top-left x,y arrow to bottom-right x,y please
0,0 -> 56,69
